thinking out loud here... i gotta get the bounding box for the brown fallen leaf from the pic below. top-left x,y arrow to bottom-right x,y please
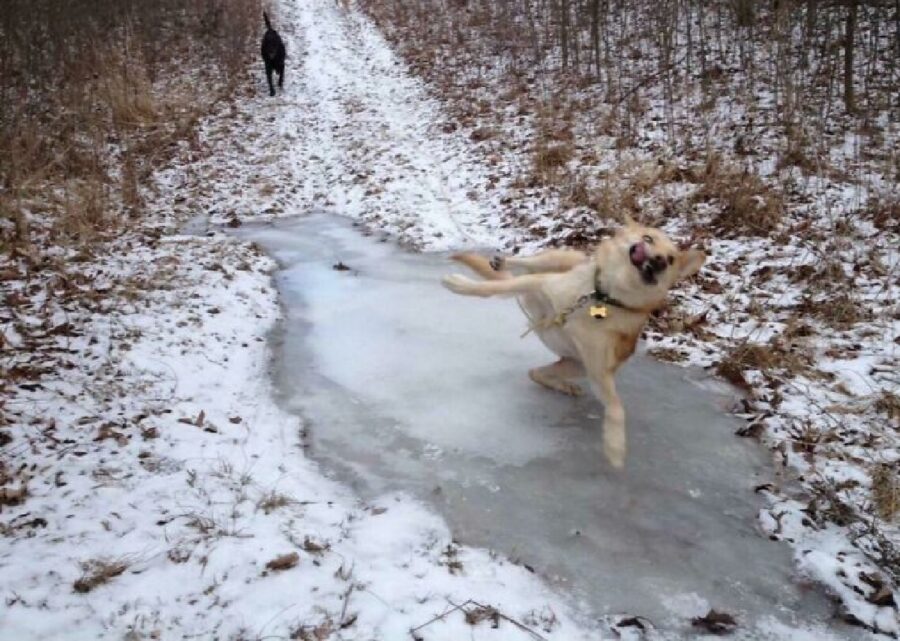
859,572 -> 897,607
73,560 -> 128,593
265,552 -> 299,572
302,537 -> 329,554
869,584 -> 896,607
615,616 -> 649,631
0,484 -> 27,507
691,609 -> 737,635
95,423 -> 128,446
735,419 -> 765,439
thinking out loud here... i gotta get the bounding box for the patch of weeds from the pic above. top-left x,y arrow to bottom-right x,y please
532,140 -> 573,184
257,490 -> 295,514
715,337 -> 816,390
796,293 -> 870,329
871,464 -> 898,521
291,618 -> 334,641
715,341 -> 774,390
440,543 -> 464,574
692,153 -> 783,236
805,481 -> 859,528
866,195 -> 899,233
873,390 -> 899,422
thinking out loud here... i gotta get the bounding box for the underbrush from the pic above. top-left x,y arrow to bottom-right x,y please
0,0 -> 262,253
693,153 -> 784,236
0,0 -> 263,505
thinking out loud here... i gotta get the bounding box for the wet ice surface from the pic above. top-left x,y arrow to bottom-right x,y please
237,214 -> 859,639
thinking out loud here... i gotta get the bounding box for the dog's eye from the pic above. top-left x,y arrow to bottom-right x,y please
642,234 -> 654,245
667,255 -> 675,266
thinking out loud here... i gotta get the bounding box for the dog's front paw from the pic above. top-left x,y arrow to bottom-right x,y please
441,274 -> 476,295
489,255 -> 506,272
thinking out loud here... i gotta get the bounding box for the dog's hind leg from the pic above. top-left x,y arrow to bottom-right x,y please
277,63 -> 284,88
265,64 -> 276,96
529,358 -> 584,396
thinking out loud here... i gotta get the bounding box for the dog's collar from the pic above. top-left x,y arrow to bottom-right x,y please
591,267 -> 638,317
521,266 -> 641,336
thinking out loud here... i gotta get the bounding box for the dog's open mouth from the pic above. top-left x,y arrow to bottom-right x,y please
630,242 -> 661,285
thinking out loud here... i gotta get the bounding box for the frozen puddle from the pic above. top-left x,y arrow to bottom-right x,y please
237,214 -> 855,639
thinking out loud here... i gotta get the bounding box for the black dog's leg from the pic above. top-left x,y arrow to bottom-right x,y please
277,63 -> 284,89
265,62 -> 276,96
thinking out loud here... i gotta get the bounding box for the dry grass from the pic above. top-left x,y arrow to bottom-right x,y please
693,153 -> 784,236
533,142 -> 573,178
873,391 -> 900,422
871,464 -> 899,522
257,490 -> 296,514
867,195 -> 900,233
716,338 -> 815,390
796,293 -> 870,329
0,0 -> 262,252
530,103 -> 575,185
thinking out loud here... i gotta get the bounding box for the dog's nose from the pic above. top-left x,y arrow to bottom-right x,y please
650,255 -> 668,272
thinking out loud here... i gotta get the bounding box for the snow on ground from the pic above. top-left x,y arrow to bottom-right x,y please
0,229 -> 601,639
0,0 -> 896,639
1,1 -> 600,640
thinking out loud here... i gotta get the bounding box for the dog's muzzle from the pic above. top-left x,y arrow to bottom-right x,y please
630,243 -> 668,285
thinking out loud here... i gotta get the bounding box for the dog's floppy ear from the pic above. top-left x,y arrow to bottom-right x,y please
676,249 -> 706,280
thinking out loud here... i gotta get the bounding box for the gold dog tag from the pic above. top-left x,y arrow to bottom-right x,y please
590,305 -> 608,319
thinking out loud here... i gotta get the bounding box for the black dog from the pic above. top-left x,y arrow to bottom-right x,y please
261,12 -> 286,97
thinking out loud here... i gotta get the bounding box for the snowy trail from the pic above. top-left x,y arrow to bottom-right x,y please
217,0 -> 513,250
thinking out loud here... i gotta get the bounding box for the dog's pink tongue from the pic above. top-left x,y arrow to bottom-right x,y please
631,242 -> 647,266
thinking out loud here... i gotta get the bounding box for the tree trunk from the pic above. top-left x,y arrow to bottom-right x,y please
590,0 -> 601,77
803,0 -> 817,68
844,0 -> 857,114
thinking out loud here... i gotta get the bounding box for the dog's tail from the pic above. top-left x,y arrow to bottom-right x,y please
451,253 -> 510,280
263,11 -> 273,30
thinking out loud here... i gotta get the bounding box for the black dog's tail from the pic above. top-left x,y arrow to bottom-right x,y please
263,11 -> 273,30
